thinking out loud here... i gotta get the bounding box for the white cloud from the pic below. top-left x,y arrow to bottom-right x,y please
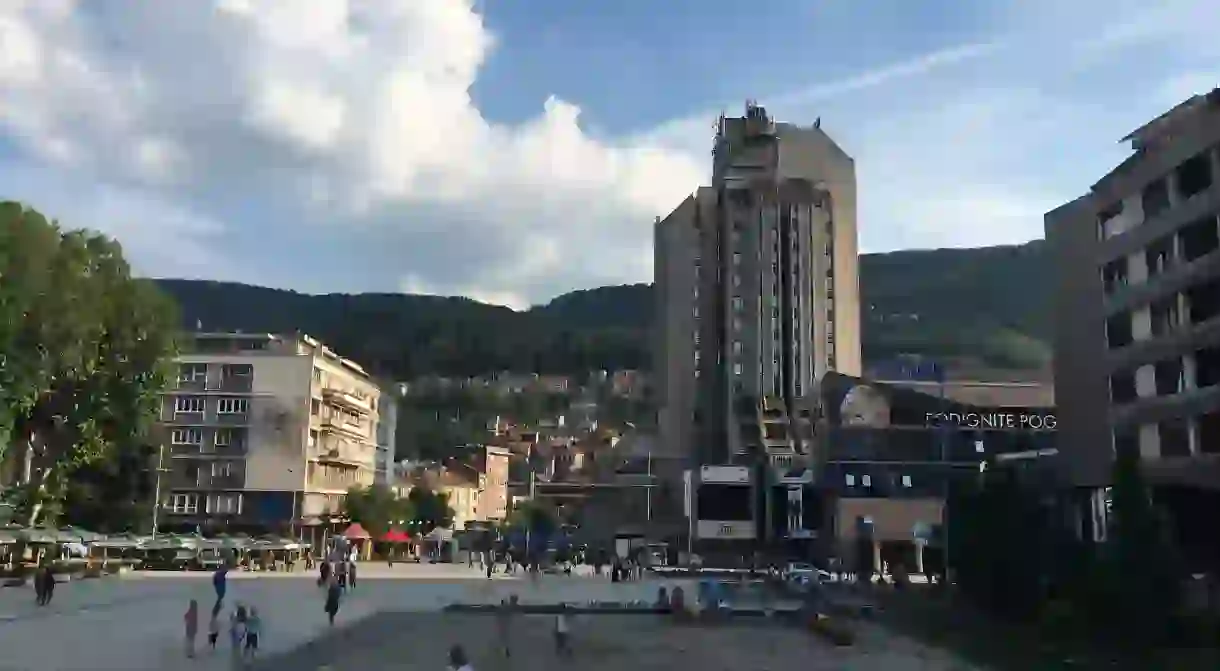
0,0 -> 1214,308
0,0 -> 703,306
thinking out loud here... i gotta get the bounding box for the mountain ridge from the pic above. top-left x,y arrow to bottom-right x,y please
153,240 -> 1052,380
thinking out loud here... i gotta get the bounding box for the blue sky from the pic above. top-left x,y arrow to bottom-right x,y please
0,0 -> 1216,308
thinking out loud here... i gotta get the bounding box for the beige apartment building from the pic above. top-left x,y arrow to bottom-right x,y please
159,332 -> 382,544
655,101 -> 862,468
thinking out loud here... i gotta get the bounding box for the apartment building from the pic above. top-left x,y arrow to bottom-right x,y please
1046,88 -> 1220,495
375,387 -> 402,485
159,332 -> 382,543
655,101 -> 862,468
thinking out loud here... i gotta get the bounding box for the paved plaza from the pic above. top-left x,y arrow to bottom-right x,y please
0,563 -> 980,670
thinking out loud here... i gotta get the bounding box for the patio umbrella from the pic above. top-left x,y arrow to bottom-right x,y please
59,526 -> 105,544
381,529 -> 411,543
342,523 -> 371,540
0,524 -> 22,544
92,533 -> 143,550
17,527 -> 61,544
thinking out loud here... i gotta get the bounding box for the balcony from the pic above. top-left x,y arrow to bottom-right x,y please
316,446 -> 366,468
321,417 -> 368,441
323,387 -> 372,414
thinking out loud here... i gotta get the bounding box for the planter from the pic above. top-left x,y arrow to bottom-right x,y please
808,614 -> 855,646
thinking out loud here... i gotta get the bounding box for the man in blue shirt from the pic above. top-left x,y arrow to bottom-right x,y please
212,564 -> 229,617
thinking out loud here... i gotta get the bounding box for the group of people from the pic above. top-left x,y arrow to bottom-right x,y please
184,598 -> 262,661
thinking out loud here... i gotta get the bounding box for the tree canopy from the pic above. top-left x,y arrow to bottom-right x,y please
0,202 -> 179,526
406,487 -> 454,534
341,484 -> 412,539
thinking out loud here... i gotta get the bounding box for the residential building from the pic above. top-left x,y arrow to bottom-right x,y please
375,385 -> 402,485
474,445 -> 511,521
439,467 -> 481,530
159,332 -> 381,545
1046,88 -> 1220,560
655,101 -> 862,469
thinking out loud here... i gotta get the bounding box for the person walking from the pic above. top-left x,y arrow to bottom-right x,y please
212,564 -> 229,617
324,575 -> 342,626
183,599 -> 199,658
554,605 -> 573,658
244,607 -> 262,660
348,559 -> 358,589
229,604 -> 248,662
207,610 -> 221,651
448,645 -> 474,671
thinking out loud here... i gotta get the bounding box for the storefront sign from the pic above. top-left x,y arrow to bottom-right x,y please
925,411 -> 1056,430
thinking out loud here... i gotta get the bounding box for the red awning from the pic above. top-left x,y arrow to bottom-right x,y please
381,529 -> 411,543
342,523 -> 371,540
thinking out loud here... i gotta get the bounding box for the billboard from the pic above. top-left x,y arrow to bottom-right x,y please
700,464 -> 751,483
695,520 -> 756,540
692,464 -> 755,541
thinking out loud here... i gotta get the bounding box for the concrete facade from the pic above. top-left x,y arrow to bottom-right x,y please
654,102 -> 861,469
159,332 -> 382,532
1045,88 -> 1220,489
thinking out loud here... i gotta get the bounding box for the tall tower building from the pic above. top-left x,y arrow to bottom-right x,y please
655,101 -> 861,469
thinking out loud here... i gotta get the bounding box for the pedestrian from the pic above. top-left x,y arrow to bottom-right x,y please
554,604 -> 573,657
32,566 -> 45,606
212,564 -> 229,617
448,644 -> 474,671
40,565 -> 56,604
496,595 -> 519,659
348,559 -> 358,589
336,560 -> 348,590
324,575 -> 342,625
184,599 -> 199,658
208,610 -> 221,651
244,606 -> 262,660
319,559 -> 331,587
229,604 -> 248,660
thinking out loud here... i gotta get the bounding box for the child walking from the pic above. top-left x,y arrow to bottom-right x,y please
207,610 -> 220,651
183,599 -> 199,658
244,607 -> 262,660
229,604 -> 248,660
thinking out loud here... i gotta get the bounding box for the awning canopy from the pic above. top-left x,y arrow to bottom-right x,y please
342,523 -> 371,540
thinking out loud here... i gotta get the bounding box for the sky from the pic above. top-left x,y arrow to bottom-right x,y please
0,0 -> 1216,309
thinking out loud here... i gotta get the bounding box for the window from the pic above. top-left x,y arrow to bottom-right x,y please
171,428 -> 203,445
1110,373 -> 1137,403
211,461 -> 234,477
1142,178 -> 1171,220
861,474 -> 872,488
732,363 -> 743,376
732,274 -> 741,288
308,429 -> 318,449
1176,152 -> 1213,200
214,428 -> 233,447
844,474 -> 856,487
732,340 -> 743,355
216,397 -> 248,414
901,475 -> 913,488
220,363 -> 252,379
207,494 -> 242,515
731,296 -> 743,311
168,494 -> 198,514
732,252 -> 741,266
177,364 -> 206,383
1105,314 -> 1133,349
174,396 -> 204,414
311,399 -> 321,415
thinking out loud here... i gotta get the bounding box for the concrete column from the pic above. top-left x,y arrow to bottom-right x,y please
872,540 -> 882,578
914,540 -> 926,575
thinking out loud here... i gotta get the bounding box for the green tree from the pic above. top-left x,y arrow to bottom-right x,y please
1089,446 -> 1183,646
507,500 -> 557,538
0,202 -> 179,527
342,484 -> 412,539
407,487 -> 454,534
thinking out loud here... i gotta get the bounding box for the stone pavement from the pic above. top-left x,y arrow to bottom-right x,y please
0,564 -> 980,670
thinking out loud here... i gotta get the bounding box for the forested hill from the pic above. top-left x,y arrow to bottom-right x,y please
154,240 -> 1051,380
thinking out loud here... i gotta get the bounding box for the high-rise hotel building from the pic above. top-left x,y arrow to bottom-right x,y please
655,102 -> 861,471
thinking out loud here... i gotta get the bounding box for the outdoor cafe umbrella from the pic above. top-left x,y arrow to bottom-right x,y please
342,523 -> 371,541
0,524 -> 21,544
17,527 -> 63,544
59,526 -> 105,544
381,529 -> 411,543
